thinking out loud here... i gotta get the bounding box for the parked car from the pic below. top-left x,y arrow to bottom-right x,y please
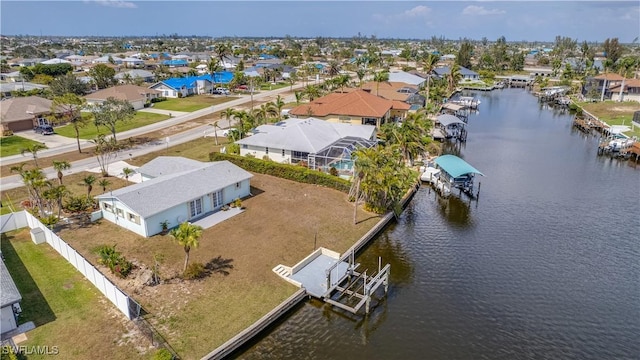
212,87 -> 230,95
235,85 -> 248,91
34,125 -> 54,135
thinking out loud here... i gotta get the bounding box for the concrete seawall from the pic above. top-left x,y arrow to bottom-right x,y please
201,183 -> 420,359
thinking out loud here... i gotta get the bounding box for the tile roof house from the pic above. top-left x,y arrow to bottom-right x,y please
0,96 -> 61,133
609,78 -> 640,103
85,85 -> 162,110
359,81 -> 426,107
1,260 -> 22,336
235,118 -> 377,173
96,158 -> 253,237
583,73 -> 627,100
288,89 -> 410,127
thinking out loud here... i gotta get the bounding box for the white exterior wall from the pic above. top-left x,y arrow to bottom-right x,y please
221,179 -> 251,204
145,203 -> 190,236
0,305 -> 18,334
611,92 -> 640,103
98,198 -> 147,237
150,83 -> 178,98
239,145 -> 291,163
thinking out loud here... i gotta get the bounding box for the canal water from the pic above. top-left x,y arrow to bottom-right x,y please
237,88 -> 639,359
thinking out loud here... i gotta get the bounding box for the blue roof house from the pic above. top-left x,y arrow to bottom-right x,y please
149,76 -> 213,98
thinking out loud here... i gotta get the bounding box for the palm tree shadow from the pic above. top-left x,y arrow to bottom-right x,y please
205,256 -> 234,276
356,215 -> 382,225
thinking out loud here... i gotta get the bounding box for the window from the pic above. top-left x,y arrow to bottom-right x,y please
236,182 -> 241,189
128,212 -> 140,224
189,198 -> 203,218
282,149 -> 285,156
116,208 -> 124,217
265,147 -> 269,154
212,190 -> 223,209
242,144 -> 248,149
102,203 -> 113,212
292,151 -> 309,162
339,116 -> 351,123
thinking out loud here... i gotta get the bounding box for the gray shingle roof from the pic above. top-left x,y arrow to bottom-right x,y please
388,71 -> 426,86
136,156 -> 203,178
235,118 -> 376,153
97,160 -> 252,218
1,261 -> 22,307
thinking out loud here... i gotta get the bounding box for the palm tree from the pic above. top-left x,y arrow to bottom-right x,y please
303,85 -> 321,101
12,165 -> 49,217
447,64 -> 462,93
82,175 -> 96,198
208,58 -> 222,87
327,60 -> 341,78
121,167 -> 134,181
211,120 -> 221,146
356,69 -> 367,87
98,179 -> 111,192
274,95 -> 285,121
215,42 -> 231,70
21,143 -> 47,168
170,222 -> 203,273
422,53 -> 439,105
373,71 -> 389,96
334,74 -> 350,92
43,184 -> 68,218
52,93 -> 88,153
52,160 -> 71,185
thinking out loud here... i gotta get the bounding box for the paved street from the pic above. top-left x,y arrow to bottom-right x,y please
0,83 -> 306,190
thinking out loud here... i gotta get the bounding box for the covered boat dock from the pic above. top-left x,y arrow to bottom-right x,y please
434,155 -> 484,198
436,114 -> 467,142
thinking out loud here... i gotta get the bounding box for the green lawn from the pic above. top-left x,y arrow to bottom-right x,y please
1,230 -> 151,360
259,82 -> 288,91
151,95 -> 240,112
0,136 -> 46,157
577,101 -> 640,138
55,112 -> 170,139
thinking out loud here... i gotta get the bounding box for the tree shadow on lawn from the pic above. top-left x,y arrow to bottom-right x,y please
205,256 -> 234,276
0,233 -> 56,327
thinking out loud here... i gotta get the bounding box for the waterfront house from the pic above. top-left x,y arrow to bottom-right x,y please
432,66 -> 480,81
359,81 -> 426,107
96,158 -> 252,237
288,89 -> 410,127
0,261 -> 22,336
582,73 -> 625,100
84,85 -> 163,110
234,118 -> 376,174
388,70 -> 427,87
609,79 -> 640,103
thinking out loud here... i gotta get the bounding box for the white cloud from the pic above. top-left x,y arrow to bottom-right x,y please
462,5 -> 505,16
373,5 -> 432,26
85,0 -> 137,9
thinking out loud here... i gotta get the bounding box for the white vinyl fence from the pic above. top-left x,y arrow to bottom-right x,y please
0,211 -> 141,320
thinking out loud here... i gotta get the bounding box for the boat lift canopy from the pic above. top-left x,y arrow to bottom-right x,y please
436,114 -> 466,127
442,103 -> 464,112
434,155 -> 484,178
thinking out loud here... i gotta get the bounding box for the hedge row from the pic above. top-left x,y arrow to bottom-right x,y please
209,152 -> 351,193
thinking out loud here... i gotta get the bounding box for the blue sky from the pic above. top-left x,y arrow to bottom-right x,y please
1,1 -> 638,42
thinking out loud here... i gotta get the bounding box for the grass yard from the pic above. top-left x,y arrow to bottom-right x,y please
57,173 -> 382,359
0,136 -> 46,157
55,112 -> 170,140
151,95 -> 240,112
1,230 -> 153,360
577,100 -> 640,138
259,82 -> 289,91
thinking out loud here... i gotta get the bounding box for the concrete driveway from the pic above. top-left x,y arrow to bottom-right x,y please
14,129 -> 86,148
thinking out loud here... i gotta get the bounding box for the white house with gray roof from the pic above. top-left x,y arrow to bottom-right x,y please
1,260 -> 22,335
96,158 -> 252,237
235,118 -> 376,166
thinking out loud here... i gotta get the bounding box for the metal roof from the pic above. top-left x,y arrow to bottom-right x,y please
435,155 -> 484,178
436,114 -> 466,127
1,261 -> 22,307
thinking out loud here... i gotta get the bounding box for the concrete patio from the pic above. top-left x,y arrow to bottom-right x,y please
193,207 -> 244,230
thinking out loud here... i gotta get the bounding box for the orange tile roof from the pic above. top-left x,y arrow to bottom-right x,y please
608,78 -> 640,92
594,73 -> 625,81
289,89 -> 398,118
361,81 -> 418,92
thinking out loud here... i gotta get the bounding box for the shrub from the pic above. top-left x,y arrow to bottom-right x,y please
64,195 -> 95,213
97,244 -> 133,278
329,167 -> 339,176
152,349 -> 173,360
210,152 -> 351,193
233,198 -> 242,208
183,262 -> 206,280
227,143 -> 240,155
151,97 -> 167,103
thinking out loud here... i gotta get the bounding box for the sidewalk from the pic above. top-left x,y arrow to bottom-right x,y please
0,82 -> 309,167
